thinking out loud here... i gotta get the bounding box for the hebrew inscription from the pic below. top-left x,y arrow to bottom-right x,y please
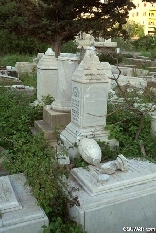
71,86 -> 80,125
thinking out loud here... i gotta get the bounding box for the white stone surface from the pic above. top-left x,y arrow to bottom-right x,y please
37,48 -> 57,101
78,138 -> 102,166
0,174 -> 48,233
60,47 -> 118,157
100,161 -> 117,175
52,55 -> 79,112
112,66 -> 149,77
71,159 -> 156,195
15,62 -> 36,74
33,53 -> 44,64
67,159 -> 156,233
112,74 -> 147,89
75,33 -> 95,49
94,41 -> 117,47
0,176 -> 22,213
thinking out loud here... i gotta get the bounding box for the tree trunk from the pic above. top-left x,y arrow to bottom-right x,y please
51,38 -> 62,58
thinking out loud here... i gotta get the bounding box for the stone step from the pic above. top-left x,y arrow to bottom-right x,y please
43,106 -> 71,130
34,120 -> 58,140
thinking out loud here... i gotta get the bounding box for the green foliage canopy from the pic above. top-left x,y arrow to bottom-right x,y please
122,20 -> 145,38
0,0 -> 135,56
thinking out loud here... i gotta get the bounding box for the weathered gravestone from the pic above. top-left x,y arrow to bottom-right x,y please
60,47 -> 118,157
34,53 -> 80,140
67,158 -> 156,233
52,54 -> 79,112
37,48 -> 57,102
15,62 -> 36,75
0,174 -> 48,233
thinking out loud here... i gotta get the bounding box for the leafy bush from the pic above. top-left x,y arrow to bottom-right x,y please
98,52 -> 123,65
132,35 -> 156,52
0,87 -> 85,232
20,71 -> 37,88
105,100 -> 156,161
0,30 -> 48,55
0,54 -> 34,67
112,37 -> 134,51
61,41 -> 78,54
41,95 -> 55,105
43,217 -> 86,233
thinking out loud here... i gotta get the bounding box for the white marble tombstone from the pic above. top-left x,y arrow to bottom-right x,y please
60,47 -> 118,157
52,54 -> 79,112
37,48 -> 57,102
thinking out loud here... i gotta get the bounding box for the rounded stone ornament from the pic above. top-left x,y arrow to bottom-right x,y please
78,138 -> 102,166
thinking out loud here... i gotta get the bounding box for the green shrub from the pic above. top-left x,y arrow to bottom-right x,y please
0,88 -> 86,232
0,54 -> 34,67
41,94 -> 55,105
98,52 -> 123,65
0,30 -> 48,55
105,101 -> 156,161
61,41 -> 78,54
20,71 -> 37,88
132,35 -> 156,52
112,37 -> 134,51
43,217 -> 86,233
123,53 -> 134,58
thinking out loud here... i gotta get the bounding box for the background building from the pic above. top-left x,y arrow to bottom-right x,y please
129,0 -> 156,35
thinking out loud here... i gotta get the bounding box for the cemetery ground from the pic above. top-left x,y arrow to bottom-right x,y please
0,49 -> 156,232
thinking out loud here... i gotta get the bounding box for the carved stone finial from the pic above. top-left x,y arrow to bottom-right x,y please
78,138 -> 102,166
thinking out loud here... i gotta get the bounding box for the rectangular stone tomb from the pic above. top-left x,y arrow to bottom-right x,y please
71,159 -> 156,196
0,174 -> 48,233
68,159 -> 156,233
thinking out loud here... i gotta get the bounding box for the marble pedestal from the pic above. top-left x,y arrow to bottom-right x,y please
34,106 -> 71,140
67,159 -> 156,233
61,123 -> 118,157
0,174 -> 48,233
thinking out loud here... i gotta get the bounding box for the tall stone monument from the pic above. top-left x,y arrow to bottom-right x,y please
37,48 -> 57,102
34,53 -> 80,141
60,47 -> 118,157
52,54 -> 79,112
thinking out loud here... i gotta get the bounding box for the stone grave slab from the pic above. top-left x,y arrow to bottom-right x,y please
71,159 -> 156,196
67,159 -> 156,233
0,174 -> 48,233
0,176 -> 22,213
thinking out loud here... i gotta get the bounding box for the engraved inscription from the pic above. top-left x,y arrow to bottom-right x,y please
71,86 -> 80,124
